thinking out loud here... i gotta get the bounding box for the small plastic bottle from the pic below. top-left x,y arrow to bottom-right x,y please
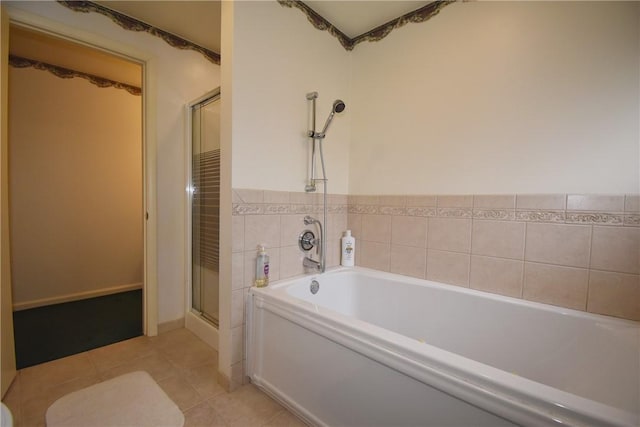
255,245 -> 270,287
341,230 -> 355,267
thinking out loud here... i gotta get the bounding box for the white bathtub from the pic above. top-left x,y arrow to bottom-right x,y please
246,267 -> 639,427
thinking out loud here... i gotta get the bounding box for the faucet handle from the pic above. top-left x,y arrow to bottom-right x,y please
299,230 -> 316,252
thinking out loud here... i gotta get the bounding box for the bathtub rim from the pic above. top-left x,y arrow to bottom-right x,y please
248,267 -> 639,427
270,266 -> 639,328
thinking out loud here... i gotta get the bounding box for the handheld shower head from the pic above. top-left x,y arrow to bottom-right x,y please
319,99 -> 346,137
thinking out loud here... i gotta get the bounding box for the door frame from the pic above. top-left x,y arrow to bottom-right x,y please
2,8 -> 158,337
1,4 -> 17,398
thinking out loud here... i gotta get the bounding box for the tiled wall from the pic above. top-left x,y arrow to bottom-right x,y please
230,188 -> 347,387
348,194 -> 640,321
232,190 -> 639,385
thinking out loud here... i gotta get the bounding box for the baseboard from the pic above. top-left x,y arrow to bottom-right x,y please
157,317 -> 185,334
13,283 -> 143,311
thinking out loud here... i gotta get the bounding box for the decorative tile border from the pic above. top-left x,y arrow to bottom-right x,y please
405,207 -> 437,217
347,194 -> 639,226
348,204 -> 378,215
233,202 -> 347,216
624,214 -> 640,227
231,190 -> 639,227
566,212 -> 624,226
232,204 -> 263,216
57,0 -> 221,65
9,55 -> 141,95
515,211 -> 565,223
438,208 -> 473,218
278,0 -> 454,51
379,206 -> 406,216
473,209 -> 515,221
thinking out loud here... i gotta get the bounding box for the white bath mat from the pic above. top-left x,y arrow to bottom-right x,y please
45,371 -> 184,427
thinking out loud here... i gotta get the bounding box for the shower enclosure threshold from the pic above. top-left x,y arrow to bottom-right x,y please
185,310 -> 219,351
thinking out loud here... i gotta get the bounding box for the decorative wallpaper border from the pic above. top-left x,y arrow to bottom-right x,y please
350,0 -> 456,48
9,55 -> 141,96
278,0 -> 455,51
57,1 -> 221,65
277,0 -> 351,50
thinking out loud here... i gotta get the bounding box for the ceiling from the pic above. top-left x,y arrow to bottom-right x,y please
94,0 -> 222,53
8,1 -> 433,85
94,1 -> 433,53
305,1 -> 432,39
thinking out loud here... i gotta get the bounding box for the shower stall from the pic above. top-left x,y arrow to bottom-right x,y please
189,89 -> 221,329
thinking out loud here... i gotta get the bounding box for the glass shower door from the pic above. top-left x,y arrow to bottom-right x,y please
191,91 -> 220,326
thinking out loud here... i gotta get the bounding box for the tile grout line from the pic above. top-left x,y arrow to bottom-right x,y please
585,225 -> 593,313
520,221 -> 528,299
468,215 -> 475,289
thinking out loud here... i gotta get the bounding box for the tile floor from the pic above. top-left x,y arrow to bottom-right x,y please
1,328 -> 305,427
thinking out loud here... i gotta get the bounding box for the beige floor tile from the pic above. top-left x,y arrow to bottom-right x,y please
20,352 -> 97,398
181,361 -> 225,399
8,408 -> 23,427
2,374 -> 21,423
160,338 -> 218,370
151,328 -> 202,350
208,384 -> 283,426
158,375 -> 204,412
21,375 -> 101,427
10,330 -> 300,427
87,335 -> 156,372
184,401 -> 228,427
263,409 -> 308,427
99,351 -> 179,383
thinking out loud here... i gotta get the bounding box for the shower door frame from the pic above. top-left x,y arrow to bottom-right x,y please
184,88 -> 221,350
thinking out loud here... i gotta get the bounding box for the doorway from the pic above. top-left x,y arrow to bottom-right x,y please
8,24 -> 144,368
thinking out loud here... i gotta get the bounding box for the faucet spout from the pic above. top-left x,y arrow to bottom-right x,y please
303,257 -> 321,271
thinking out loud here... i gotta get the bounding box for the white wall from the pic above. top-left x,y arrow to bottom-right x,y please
231,1 -> 351,194
7,1 -> 220,324
350,1 -> 640,195
9,68 -> 142,307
